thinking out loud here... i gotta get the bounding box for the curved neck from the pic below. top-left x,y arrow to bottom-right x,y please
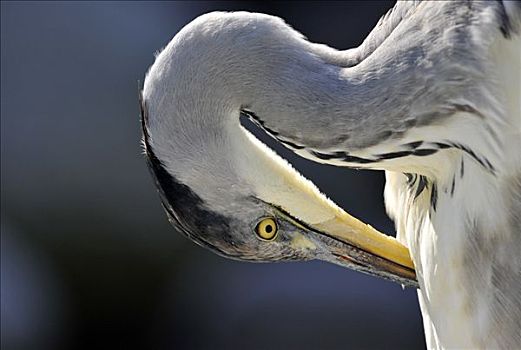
143,10 -> 428,163
142,7 -> 501,215
141,11 -> 412,224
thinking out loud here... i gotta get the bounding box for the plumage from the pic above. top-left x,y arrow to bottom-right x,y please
142,1 -> 521,348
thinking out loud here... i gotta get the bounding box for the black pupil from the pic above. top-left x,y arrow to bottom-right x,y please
265,224 -> 273,233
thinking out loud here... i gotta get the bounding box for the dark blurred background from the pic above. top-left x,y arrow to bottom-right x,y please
1,1 -> 426,349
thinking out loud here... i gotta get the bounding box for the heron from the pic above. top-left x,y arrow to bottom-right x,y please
140,1 -> 521,348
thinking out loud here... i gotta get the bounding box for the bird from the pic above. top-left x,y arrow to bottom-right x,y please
140,1 -> 521,349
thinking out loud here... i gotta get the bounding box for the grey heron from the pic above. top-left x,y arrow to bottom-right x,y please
141,2 -> 521,348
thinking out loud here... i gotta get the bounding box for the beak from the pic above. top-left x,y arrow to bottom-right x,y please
311,214 -> 417,288
280,207 -> 418,288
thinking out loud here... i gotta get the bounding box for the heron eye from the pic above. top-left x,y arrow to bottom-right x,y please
255,218 -> 278,241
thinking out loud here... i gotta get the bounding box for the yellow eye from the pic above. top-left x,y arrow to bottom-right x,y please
255,218 -> 278,240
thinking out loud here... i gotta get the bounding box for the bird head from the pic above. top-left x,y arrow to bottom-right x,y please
140,12 -> 418,288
